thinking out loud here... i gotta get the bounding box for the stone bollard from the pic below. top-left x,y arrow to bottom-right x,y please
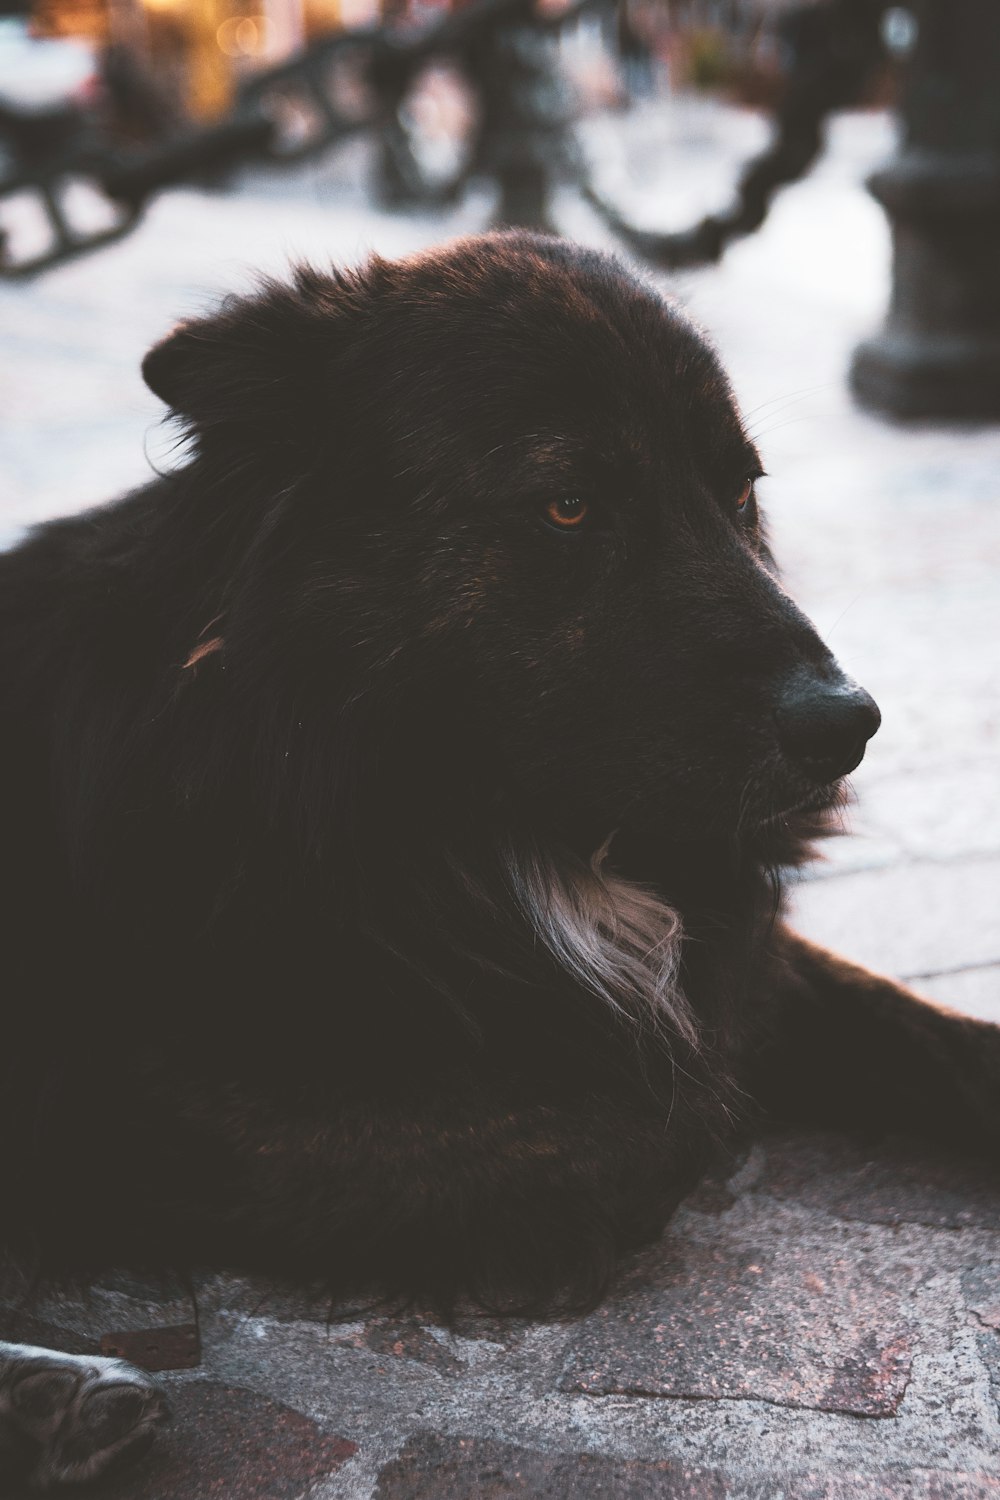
851,0 -> 1000,420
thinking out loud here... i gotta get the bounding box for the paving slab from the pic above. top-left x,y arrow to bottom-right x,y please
787,859 -> 1000,989
371,1441 -> 1000,1500
559,1230 -> 916,1416
91,1384 -> 356,1500
372,1434 -> 728,1498
368,1456 -> 1000,1500
753,1131 -> 1000,1232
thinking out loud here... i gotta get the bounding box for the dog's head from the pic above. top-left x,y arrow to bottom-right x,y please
144,233 -> 878,861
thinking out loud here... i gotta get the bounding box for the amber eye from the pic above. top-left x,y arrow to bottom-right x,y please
736,478 -> 755,514
544,497 -> 589,530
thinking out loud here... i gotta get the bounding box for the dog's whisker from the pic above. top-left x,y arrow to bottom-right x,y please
748,411 -> 818,443
822,591 -> 866,639
742,381 -> 834,428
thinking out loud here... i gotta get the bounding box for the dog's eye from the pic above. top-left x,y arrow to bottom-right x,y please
736,479 -> 755,514
544,497 -> 589,530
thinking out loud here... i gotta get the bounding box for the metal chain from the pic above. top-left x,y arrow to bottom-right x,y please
0,0 -> 591,277
0,0 -> 891,279
586,0 -> 891,269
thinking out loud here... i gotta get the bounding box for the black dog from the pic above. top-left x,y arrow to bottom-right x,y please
2,232 -> 998,1486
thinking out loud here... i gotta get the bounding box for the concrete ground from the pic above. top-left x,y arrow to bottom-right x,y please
1,102 -> 998,1496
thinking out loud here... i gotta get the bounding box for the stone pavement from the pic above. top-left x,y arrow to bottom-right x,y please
2,1127 -> 1000,1498
1,103 -> 999,1496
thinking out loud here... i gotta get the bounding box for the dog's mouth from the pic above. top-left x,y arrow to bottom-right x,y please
613,759 -> 851,847
756,746 -> 866,835
763,779 -> 849,828
605,679 -> 877,844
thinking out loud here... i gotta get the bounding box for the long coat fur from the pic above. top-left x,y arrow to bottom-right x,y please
2,232 -> 998,1316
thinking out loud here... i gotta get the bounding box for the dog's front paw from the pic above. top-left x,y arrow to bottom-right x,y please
0,1341 -> 169,1489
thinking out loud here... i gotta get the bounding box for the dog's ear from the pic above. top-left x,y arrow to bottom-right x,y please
141,264 -> 381,443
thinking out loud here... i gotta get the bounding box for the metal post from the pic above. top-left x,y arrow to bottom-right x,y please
851,0 -> 1000,420
469,9 -> 577,234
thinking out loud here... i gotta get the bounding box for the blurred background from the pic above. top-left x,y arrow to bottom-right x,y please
1,0 -> 998,1017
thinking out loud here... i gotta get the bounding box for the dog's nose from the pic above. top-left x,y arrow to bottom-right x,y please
774,672 -> 881,783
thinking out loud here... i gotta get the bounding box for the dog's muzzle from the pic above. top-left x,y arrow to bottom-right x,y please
774,670 -> 881,784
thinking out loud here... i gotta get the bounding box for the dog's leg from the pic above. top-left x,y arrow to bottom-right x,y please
0,1342 -> 169,1490
747,925 -> 1000,1152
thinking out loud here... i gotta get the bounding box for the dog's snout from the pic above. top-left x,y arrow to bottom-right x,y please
774,673 -> 881,783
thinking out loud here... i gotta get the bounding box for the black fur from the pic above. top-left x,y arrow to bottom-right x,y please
3,232 -> 998,1317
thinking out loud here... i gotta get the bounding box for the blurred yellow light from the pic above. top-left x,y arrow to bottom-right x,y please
216,15 -> 264,54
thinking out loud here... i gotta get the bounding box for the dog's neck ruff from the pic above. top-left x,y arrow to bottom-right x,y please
501,836 -> 696,1046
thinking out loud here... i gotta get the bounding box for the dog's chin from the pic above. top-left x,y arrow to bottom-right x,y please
611,777 -> 846,858
604,752 -> 857,853
758,777 -> 850,832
